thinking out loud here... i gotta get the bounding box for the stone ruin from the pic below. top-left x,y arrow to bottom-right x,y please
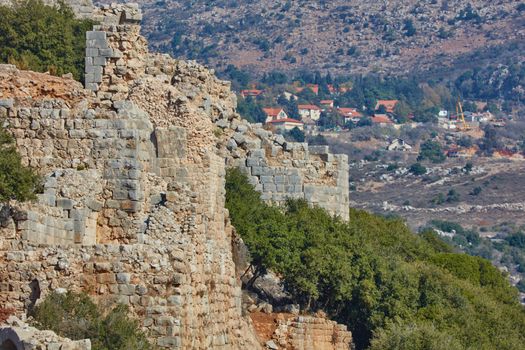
0,3 -> 351,349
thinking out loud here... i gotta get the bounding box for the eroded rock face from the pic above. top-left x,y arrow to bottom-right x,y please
0,3 -> 351,349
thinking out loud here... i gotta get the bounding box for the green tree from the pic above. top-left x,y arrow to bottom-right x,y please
417,140 -> 445,163
409,162 -> 427,175
285,127 -> 305,142
0,0 -> 95,81
0,127 -> 40,202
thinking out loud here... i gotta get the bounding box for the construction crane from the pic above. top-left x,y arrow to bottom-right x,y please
455,98 -> 470,131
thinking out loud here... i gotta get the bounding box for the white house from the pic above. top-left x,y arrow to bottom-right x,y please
263,107 -> 288,123
298,104 -> 322,121
266,118 -> 304,131
386,138 -> 413,151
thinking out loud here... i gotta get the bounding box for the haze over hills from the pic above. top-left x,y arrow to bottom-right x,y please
108,0 -> 525,77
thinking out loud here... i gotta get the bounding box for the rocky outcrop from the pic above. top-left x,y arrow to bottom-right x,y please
0,316 -> 91,350
0,3 -> 351,349
251,312 -> 352,350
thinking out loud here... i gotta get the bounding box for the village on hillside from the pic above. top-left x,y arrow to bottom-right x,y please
236,80 -> 523,160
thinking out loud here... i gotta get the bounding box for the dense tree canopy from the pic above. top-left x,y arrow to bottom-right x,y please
226,168 -> 525,350
0,0 -> 95,81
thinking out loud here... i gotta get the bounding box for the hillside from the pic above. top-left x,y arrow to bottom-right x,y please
114,0 -> 525,76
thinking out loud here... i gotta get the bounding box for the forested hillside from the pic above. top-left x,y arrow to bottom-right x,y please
225,168 -> 525,350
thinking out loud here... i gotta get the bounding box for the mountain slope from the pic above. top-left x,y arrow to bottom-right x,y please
117,0 -> 525,76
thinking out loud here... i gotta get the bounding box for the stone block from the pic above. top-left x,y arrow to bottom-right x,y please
97,273 -> 116,284
99,48 -> 114,57
233,133 -> 245,145
85,83 -> 98,91
93,56 -> 107,66
86,199 -> 103,212
263,183 -> 276,192
157,336 -> 181,348
260,175 -> 273,184
274,175 -> 286,184
121,200 -> 141,212
246,158 -> 259,167
85,48 -> 98,57
249,149 -> 265,158
56,198 -> 74,210
0,99 -> 14,108
86,31 -> 106,41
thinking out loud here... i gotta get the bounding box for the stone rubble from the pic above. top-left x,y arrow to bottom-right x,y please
0,316 -> 91,350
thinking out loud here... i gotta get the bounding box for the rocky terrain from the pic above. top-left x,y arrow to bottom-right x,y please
349,156 -> 525,233
97,0 -> 525,76
0,3 -> 352,349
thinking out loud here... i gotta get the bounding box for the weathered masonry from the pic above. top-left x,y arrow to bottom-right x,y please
0,3 -> 351,349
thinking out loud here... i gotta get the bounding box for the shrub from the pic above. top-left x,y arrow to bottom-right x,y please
31,292 -> 151,350
0,0 -> 95,81
470,186 -> 482,196
417,140 -> 445,163
284,127 -> 305,142
409,162 -> 426,175
0,127 -> 41,202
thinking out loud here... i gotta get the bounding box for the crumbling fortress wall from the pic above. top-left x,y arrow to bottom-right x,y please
218,121 -> 349,219
0,3 -> 351,349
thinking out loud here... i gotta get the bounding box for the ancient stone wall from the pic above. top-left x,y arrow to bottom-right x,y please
250,312 -> 352,350
216,118 -> 350,220
0,3 -> 351,349
273,314 -> 352,350
0,4 -> 262,348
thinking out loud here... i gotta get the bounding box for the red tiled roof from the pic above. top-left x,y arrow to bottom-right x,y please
263,108 -> 284,117
298,104 -> 321,111
320,100 -> 333,104
241,89 -> 263,97
337,107 -> 363,118
375,100 -> 398,112
371,115 -> 393,124
267,118 -> 303,124
295,84 -> 319,95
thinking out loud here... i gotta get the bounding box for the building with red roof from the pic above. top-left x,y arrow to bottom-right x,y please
241,89 -> 264,98
371,114 -> 394,124
298,104 -> 322,121
295,84 -> 319,95
337,107 -> 363,124
263,107 -> 288,123
375,100 -> 398,113
320,100 -> 334,109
